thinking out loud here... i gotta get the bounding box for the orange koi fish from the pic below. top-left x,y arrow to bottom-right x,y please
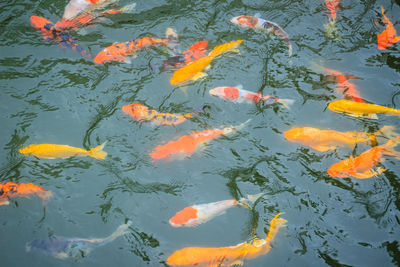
230,15 -> 292,56
377,6 -> 400,50
170,40 -> 243,85
122,103 -> 206,126
323,67 -> 364,103
169,194 -> 262,227
327,137 -> 400,179
166,213 -> 287,267
325,0 -> 339,21
284,126 -> 397,152
63,0 -> 119,20
30,16 -> 91,59
149,119 -> 250,161
163,40 -> 208,69
328,99 -> 400,120
94,28 -> 177,64
0,182 -> 52,206
19,142 -> 107,160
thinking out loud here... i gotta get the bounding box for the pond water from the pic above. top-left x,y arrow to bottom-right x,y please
1,0 -> 399,266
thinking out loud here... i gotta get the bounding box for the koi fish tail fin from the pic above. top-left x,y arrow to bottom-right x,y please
165,28 -> 180,55
185,105 -> 207,118
0,199 -> 10,205
265,213 -> 287,243
208,40 -> 243,58
247,193 -> 264,204
88,142 -> 108,160
119,3 -> 136,13
376,126 -> 399,140
37,190 -> 53,206
286,40 -> 293,56
238,193 -> 264,209
277,98 -> 295,110
102,221 -> 132,245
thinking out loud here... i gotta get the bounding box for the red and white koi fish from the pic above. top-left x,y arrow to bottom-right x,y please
377,6 -> 400,50
209,85 -> 294,109
169,194 -> 263,227
63,0 -> 119,20
30,16 -> 91,59
122,103 -> 205,126
0,182 -> 52,206
325,0 -> 339,21
230,15 -> 292,56
163,40 -> 208,69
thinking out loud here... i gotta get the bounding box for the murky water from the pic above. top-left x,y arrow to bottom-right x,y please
1,0 -> 399,266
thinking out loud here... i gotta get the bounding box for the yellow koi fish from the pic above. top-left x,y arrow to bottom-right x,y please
328,99 -> 400,119
166,213 -> 287,267
19,142 -> 107,160
170,40 -> 243,85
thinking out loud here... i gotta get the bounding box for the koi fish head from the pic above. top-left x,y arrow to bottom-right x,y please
169,206 -> 198,227
230,15 -> 258,28
122,103 -> 149,121
209,87 -> 239,100
0,182 -> 18,196
63,0 -> 93,20
30,16 -> 53,31
284,128 -> 306,142
327,158 -> 354,178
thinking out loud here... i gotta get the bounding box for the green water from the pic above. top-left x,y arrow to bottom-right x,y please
1,0 -> 400,266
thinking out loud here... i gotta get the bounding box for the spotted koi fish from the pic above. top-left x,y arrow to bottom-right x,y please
327,137 -> 400,179
94,28 -> 177,64
167,213 -> 287,267
169,194 -> 262,227
230,15 -> 292,56
0,182 -> 52,206
149,119 -> 250,161
377,6 -> 400,50
163,40 -> 208,69
30,16 -> 92,59
209,85 -> 294,109
63,0 -> 119,20
122,103 -> 206,126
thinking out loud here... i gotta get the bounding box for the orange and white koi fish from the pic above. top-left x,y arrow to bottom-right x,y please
323,67 -> 364,103
284,126 -> 397,152
19,142 -> 107,160
30,16 -> 91,58
122,103 -> 206,126
327,137 -> 400,179
230,15 -> 292,56
166,213 -> 287,267
209,85 -> 294,109
169,194 -> 262,227
150,119 -> 250,161
377,6 -> 400,50
170,40 -> 243,85
328,99 -> 400,120
0,182 -> 52,206
325,0 -> 339,21
94,28 -> 177,64
63,0 -> 119,20
163,40 -> 208,69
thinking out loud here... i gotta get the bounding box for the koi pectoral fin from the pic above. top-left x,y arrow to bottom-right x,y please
0,199 -> 10,205
191,72 -> 207,81
352,168 -> 386,179
309,145 -> 336,152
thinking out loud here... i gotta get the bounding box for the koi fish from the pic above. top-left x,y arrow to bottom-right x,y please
94,28 -> 177,64
327,137 -> 400,179
163,40 -> 208,69
230,15 -> 292,56
26,221 -> 131,260
209,85 -> 294,109
284,126 -> 397,152
30,16 -> 91,59
323,67 -> 364,103
170,40 -> 243,85
328,99 -> 400,120
19,142 -> 107,160
169,194 -> 263,227
149,119 -> 250,161
63,0 -> 118,20
377,6 -> 400,50
166,213 -> 287,267
325,0 -> 339,21
122,103 -> 205,126
0,182 -> 52,206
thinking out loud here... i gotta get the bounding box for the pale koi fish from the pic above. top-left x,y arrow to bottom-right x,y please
230,15 -> 292,56
63,0 -> 119,20
209,85 -> 294,109
169,194 -> 263,227
0,182 -> 52,206
26,221 -> 131,260
19,142 -> 107,160
167,213 -> 287,267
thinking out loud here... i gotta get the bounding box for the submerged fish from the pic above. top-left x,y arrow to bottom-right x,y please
327,137 -> 400,179
209,85 -> 294,109
169,194 -> 263,227
230,15 -> 292,56
122,103 -> 205,126
149,119 -> 250,161
30,16 -> 91,58
328,99 -> 400,120
284,126 -> 397,152
325,0 -> 340,21
63,0 -> 119,20
26,221 -> 131,260
163,40 -> 208,69
170,40 -> 243,85
19,142 -> 107,160
0,182 -> 52,206
377,6 -> 400,50
166,213 -> 287,267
